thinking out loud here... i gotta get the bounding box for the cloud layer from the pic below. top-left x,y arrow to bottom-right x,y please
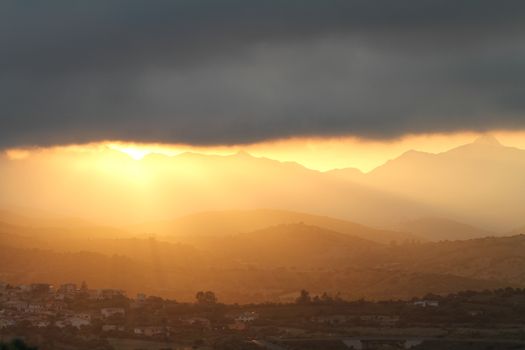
1,0 -> 525,147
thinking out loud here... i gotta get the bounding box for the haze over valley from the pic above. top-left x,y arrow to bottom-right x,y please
3,2 -> 525,349
2,135 -> 525,232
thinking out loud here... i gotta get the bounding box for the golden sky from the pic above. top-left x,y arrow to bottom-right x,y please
5,130 -> 525,173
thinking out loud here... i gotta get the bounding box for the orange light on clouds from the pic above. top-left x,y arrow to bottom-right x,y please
108,143 -> 152,160
251,130 -> 525,171
2,130 -> 525,226
5,149 -> 30,160
4,130 -> 525,172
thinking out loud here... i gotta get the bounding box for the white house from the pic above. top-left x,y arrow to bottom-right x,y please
74,312 -> 91,321
413,300 -> 439,307
5,300 -> 28,311
101,307 -> 125,318
34,320 -> 51,328
58,283 -> 77,294
55,320 -> 67,328
27,303 -> 46,313
235,311 -> 259,322
0,318 -> 15,328
67,316 -> 91,329
102,324 -> 125,332
134,326 -> 166,337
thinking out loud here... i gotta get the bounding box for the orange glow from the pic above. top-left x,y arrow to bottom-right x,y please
244,131 -> 525,172
108,144 -> 151,160
5,149 -> 30,160
2,130 -> 525,228
8,130 -> 521,172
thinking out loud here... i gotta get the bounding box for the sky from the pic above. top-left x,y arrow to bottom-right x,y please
1,1 -> 525,151
4,131 -> 525,173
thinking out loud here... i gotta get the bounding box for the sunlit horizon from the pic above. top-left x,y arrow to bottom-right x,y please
5,130 -> 525,173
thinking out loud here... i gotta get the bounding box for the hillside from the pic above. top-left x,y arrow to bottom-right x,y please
3,136 -> 525,237
396,217 -> 496,241
0,210 -> 130,240
202,223 -> 384,268
395,235 -> 525,285
1,208 -> 525,303
0,242 -> 510,303
0,209 -> 92,228
1,210 -> 524,303
360,136 -> 525,230
0,220 -> 210,269
509,225 -> 525,235
131,209 -> 418,244
0,149 -> 433,228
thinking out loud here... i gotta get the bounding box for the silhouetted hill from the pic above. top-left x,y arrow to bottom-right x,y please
0,244 -> 149,293
0,209 -> 129,239
0,209 -> 91,229
345,136 -> 525,230
205,223 -> 383,268
324,167 -> 364,180
0,149 -> 433,227
0,241 -> 511,303
2,136 -> 525,236
508,225 -> 525,235
2,211 -> 524,302
0,220 -> 209,270
131,209 -> 419,244
396,217 -> 496,241
396,235 -> 525,286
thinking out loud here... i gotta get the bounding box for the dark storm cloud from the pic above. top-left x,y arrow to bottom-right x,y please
1,0 -> 525,147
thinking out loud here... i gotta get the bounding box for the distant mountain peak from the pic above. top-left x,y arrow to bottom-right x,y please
473,134 -> 502,147
234,150 -> 254,158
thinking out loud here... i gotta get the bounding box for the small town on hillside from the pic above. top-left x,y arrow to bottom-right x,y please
2,282 -> 525,349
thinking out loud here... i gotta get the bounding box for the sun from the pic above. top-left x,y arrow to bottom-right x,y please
107,144 -> 152,160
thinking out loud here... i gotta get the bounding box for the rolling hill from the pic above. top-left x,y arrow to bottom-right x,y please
327,135 -> 525,231
3,136 -> 525,234
130,209 -> 420,244
199,223 -> 384,268
386,235 -> 525,287
0,210 -> 523,302
0,149 -> 434,228
396,217 -> 496,241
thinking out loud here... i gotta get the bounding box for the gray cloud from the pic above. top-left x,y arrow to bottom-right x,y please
1,0 -> 525,147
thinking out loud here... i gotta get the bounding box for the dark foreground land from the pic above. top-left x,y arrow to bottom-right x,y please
3,283 -> 525,350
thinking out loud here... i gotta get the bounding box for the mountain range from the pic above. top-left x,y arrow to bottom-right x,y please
2,136 -> 525,232
0,208 -> 523,303
129,209 -> 419,244
1,135 -> 525,301
396,217 -> 496,242
355,135 -> 525,230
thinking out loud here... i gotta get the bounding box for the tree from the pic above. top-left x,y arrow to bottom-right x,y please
80,281 -> 88,292
295,289 -> 311,304
321,292 -> 334,304
78,281 -> 89,300
195,291 -> 218,305
0,339 -> 38,350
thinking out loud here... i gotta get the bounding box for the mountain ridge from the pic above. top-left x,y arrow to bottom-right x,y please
397,217 -> 497,242
129,209 -> 420,244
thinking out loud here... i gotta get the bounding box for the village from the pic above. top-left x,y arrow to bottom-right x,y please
2,282 -> 525,349
0,281 -> 260,338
